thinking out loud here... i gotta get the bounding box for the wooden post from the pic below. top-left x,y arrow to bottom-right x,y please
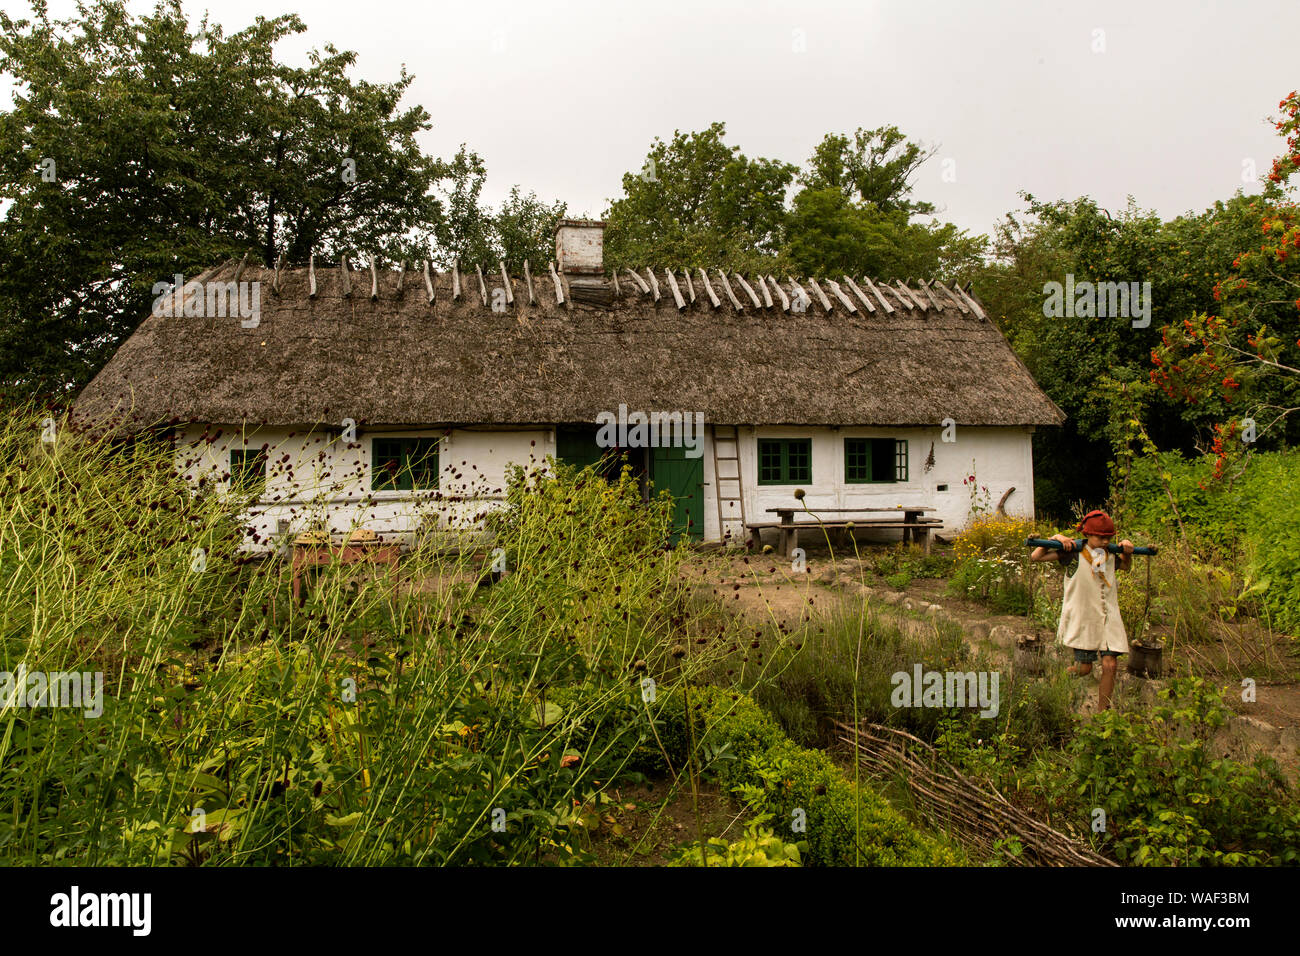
273,253 -> 285,295
309,253 -> 317,298
697,268 -> 721,309
766,275 -> 791,312
423,260 -> 435,304
733,273 -> 762,309
548,261 -> 565,305
395,260 -> 406,296
524,260 -> 536,305
886,280 -> 914,311
756,275 -> 774,309
843,276 -> 876,313
807,277 -> 833,313
369,257 -> 379,301
612,270 -> 620,295
778,509 -> 796,558
665,268 -> 686,311
862,276 -> 895,314
452,262 -> 462,301
476,264 -> 488,306
233,252 -> 248,285
935,280 -> 969,314
716,269 -> 744,312
682,269 -> 696,303
788,277 -> 812,313
499,260 -> 513,305
919,279 -> 943,311
625,268 -> 651,295
897,280 -> 927,311
826,278 -> 858,314
645,267 -> 661,302
957,284 -> 987,319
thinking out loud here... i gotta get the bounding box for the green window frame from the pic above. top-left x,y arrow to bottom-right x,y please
371,437 -> 441,491
230,448 -> 267,495
845,438 -> 909,483
757,438 -> 812,484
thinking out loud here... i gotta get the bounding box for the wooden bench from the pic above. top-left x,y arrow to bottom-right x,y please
746,507 -> 942,557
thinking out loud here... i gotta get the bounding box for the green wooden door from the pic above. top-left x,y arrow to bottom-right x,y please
651,445 -> 704,540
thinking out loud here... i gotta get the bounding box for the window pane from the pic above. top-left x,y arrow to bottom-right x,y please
787,440 -> 811,482
230,449 -> 266,494
759,440 -> 783,483
409,438 -> 440,490
845,439 -> 869,482
896,440 -> 908,481
372,439 -> 403,491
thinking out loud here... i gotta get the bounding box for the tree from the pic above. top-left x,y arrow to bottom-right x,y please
1152,88 -> 1300,473
0,0 -> 450,395
428,145 -> 495,268
603,123 -> 796,271
973,191 -> 1271,514
784,186 -> 985,281
799,125 -> 937,216
492,186 -> 566,270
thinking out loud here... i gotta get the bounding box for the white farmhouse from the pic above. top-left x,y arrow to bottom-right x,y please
73,220 -> 1063,551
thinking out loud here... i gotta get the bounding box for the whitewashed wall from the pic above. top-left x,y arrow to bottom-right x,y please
174,425 -> 554,552
710,425 -> 1037,547
175,422 -> 1036,552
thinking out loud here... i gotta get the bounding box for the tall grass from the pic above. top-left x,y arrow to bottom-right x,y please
0,409 -> 732,864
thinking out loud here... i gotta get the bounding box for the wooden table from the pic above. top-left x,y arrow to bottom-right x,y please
753,506 -> 941,556
291,541 -> 401,605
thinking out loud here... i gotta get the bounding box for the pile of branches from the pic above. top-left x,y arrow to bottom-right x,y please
835,720 -> 1116,867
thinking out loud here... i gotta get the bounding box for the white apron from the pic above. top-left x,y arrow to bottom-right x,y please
1056,545 -> 1129,653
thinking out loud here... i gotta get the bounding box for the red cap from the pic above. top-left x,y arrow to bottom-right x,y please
1077,509 -> 1116,535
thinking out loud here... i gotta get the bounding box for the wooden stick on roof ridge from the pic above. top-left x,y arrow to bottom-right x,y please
697,268 -> 721,309
548,261 -> 565,305
766,275 -> 790,312
664,268 -> 685,311
499,260 -> 514,305
716,269 -> 744,312
843,275 -> 876,313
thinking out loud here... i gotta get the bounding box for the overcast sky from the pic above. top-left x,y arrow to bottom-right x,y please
6,0 -> 1299,237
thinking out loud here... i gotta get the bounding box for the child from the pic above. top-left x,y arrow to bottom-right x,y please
1030,509 -> 1135,711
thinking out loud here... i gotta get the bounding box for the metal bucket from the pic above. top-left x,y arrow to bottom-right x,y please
1127,642 -> 1163,679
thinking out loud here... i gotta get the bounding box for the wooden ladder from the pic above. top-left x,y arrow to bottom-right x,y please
711,424 -> 747,545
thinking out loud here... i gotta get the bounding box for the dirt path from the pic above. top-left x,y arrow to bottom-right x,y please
684,550 -> 1300,777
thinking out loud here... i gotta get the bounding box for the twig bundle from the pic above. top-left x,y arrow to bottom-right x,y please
835,720 -> 1116,867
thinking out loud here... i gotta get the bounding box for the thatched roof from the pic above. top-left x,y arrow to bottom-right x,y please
73,261 -> 1064,434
